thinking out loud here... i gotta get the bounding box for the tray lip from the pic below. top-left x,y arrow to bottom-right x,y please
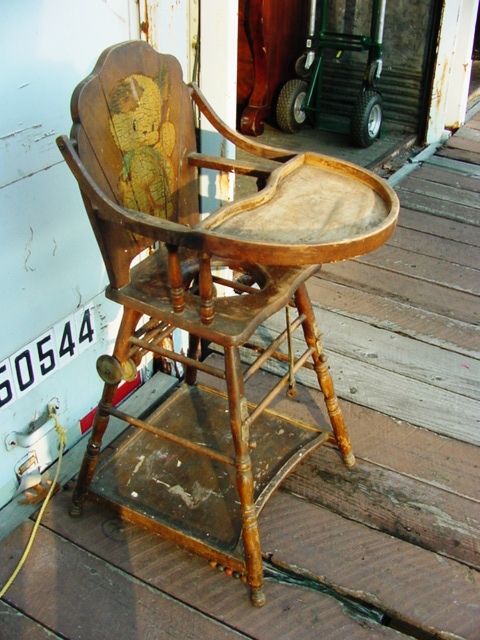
198,151 -> 400,266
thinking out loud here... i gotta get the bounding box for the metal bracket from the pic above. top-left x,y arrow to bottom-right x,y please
4,400 -> 60,451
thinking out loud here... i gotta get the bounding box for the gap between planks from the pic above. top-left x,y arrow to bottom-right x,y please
1,515 -> 405,640
306,277 -> 480,359
251,318 -> 480,445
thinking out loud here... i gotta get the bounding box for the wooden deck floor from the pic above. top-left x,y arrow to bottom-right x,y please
1,114 -> 479,639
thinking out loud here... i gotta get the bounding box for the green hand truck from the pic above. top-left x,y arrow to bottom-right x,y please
276,0 -> 387,147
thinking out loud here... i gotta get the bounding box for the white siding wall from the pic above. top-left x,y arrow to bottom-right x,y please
0,0 -> 139,508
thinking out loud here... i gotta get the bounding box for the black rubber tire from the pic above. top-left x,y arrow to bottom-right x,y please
295,53 -> 312,79
276,79 -> 308,133
350,90 -> 383,147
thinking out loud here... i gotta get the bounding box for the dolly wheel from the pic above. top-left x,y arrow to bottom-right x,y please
351,90 -> 383,147
295,53 -> 312,79
276,79 -> 308,133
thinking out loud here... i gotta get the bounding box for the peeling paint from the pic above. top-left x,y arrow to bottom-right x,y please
24,226 -> 36,272
408,501 -> 480,538
0,124 -> 42,141
169,481 -> 222,509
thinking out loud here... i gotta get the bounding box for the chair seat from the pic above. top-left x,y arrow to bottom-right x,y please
107,246 -> 320,346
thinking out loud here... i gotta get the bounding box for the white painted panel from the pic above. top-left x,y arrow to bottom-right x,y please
199,0 -> 238,211
0,294 -> 121,508
0,0 -> 140,508
1,0 -> 139,188
143,0 -> 198,80
444,0 -> 480,128
426,0 -> 479,142
0,164 -> 107,358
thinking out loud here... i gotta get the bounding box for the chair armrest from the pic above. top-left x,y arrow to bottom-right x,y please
56,135 -> 201,248
190,83 -> 297,163
187,152 -> 277,180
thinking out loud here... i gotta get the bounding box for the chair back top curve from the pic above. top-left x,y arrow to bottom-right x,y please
68,40 -> 200,286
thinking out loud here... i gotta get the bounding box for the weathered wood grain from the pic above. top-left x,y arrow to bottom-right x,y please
413,163 -> 480,192
262,491 -> 480,640
239,324 -> 480,444
388,224 -> 480,268
437,146 -> 480,167
38,494 -> 405,640
452,125 -> 480,143
203,353 -> 480,501
319,261 -> 479,325
399,174 -> 480,209
358,243 -> 480,294
0,522 -> 247,640
395,186 -> 480,225
425,154 -> 480,176
265,307 -> 480,401
465,117 -> 480,131
446,134 -> 480,154
282,446 -> 480,569
307,278 -> 480,358
0,600 -> 62,640
399,206 -> 480,246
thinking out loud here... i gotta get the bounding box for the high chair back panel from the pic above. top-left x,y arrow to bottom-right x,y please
71,41 -> 199,285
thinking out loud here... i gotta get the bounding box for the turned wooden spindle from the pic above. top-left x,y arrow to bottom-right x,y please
199,253 -> 215,324
167,244 -> 185,313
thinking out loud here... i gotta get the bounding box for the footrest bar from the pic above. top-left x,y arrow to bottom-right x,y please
108,405 -> 235,465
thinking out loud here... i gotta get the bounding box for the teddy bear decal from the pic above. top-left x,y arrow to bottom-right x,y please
109,71 -> 176,219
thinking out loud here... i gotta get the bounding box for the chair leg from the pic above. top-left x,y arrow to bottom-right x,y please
294,284 -> 356,468
70,381 -> 119,516
185,334 -> 201,385
224,345 -> 265,607
70,308 -> 141,517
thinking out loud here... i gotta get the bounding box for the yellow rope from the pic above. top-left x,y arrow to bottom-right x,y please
0,413 -> 66,598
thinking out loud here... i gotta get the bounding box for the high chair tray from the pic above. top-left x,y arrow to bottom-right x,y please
90,383 -> 328,563
202,152 -> 399,266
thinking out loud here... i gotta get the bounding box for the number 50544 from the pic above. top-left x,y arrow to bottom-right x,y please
0,305 -> 96,411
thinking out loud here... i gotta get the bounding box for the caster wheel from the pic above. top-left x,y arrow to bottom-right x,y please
295,53 -> 313,79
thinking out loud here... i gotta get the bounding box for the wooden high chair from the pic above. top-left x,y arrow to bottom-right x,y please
57,40 -> 398,607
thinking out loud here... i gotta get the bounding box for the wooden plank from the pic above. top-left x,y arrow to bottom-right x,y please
0,522 -> 247,640
388,224 -> 480,269
318,261 -> 479,325
437,146 -> 480,166
453,125 -> 480,142
0,371 -> 177,542
262,492 -> 480,640
425,154 -> 480,176
399,174 -> 480,209
282,446 -> 480,570
398,207 -> 480,247
307,278 -> 480,359
465,117 -> 480,131
413,163 -> 480,192
0,600 -> 62,640
395,186 -> 480,225
359,244 -> 480,294
39,493 -> 405,639
203,352 -> 480,501
244,323 -> 480,445
446,134 -> 480,153
468,110 -> 480,124
265,307 -> 480,401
